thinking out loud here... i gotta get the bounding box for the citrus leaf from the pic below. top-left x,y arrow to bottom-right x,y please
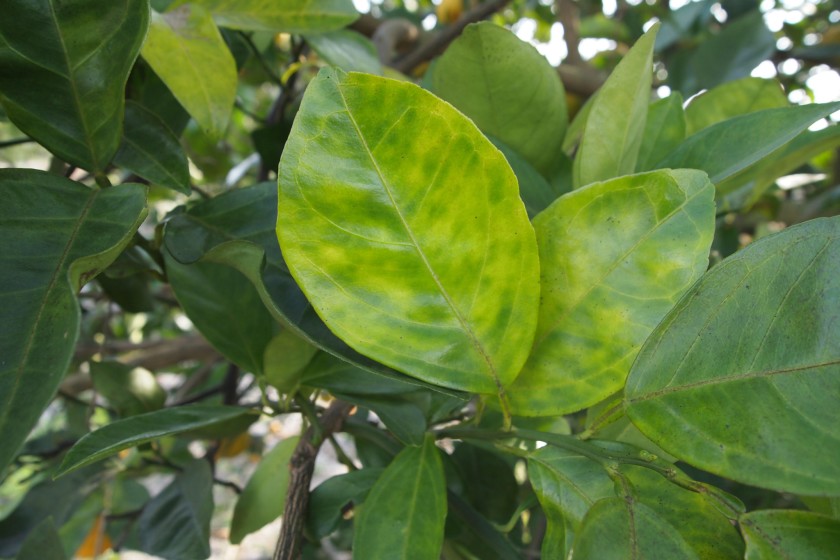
491,137 -> 566,218
177,0 -> 358,33
636,93 -> 686,172
0,170 -> 147,476
573,24 -> 658,188
307,468 -> 384,539
685,77 -> 787,136
141,5 -> 237,138
305,30 -> 382,75
430,22 -> 568,177
277,69 -> 539,396
230,437 -> 299,544
655,102 -> 840,184
353,435 -> 446,559
0,0 -> 149,172
626,217 -> 840,495
89,361 -> 166,417
741,510 -> 840,560
56,405 -> 256,477
507,169 -> 715,416
263,330 -> 318,393
15,518 -> 66,560
114,101 -> 191,193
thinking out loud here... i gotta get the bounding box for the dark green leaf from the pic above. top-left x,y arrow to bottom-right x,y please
741,510 -> 840,559
451,444 -> 517,524
307,468 -> 384,539
430,22 -> 568,176
14,518 -> 66,560
301,352 -> 420,396
57,405 -> 256,476
277,68 -> 539,396
353,435 -> 446,559
114,101 -> 191,193
138,460 -> 213,560
636,93 -> 686,172
446,490 -> 522,560
492,137 -> 566,218
0,0 -> 149,172
626,217 -> 840,495
338,394 -> 427,446
0,170 -> 147,475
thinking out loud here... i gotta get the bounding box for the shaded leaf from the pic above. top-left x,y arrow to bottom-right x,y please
353,435 -> 446,559
685,77 -> 787,136
141,5 -> 237,138
138,460 -> 213,560
306,30 -> 382,75
263,329 -> 318,393
114,101 -> 191,193
90,361 -> 166,417
0,170 -> 146,475
57,405 -> 256,476
491,137 -> 566,218
508,169 -> 715,416
301,352 -> 420,396
573,24 -> 657,188
15,518 -> 66,560
277,68 -> 539,396
636,93 -> 686,172
0,0 -> 149,172
626,217 -> 840,495
230,437 -> 299,544
177,0 -> 358,33
307,468 -> 384,539
741,510 -> 840,560
430,22 -> 568,176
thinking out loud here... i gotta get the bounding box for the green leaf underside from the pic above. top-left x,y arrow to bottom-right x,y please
684,77 -> 788,136
430,22 -> 568,177
626,217 -> 840,495
529,445 -> 743,559
277,68 -> 539,395
573,24 -> 657,188
141,5 -> 237,138
0,0 -> 149,172
353,436 -> 446,559
0,170 -> 147,475
174,0 -> 358,33
507,169 -> 715,416
57,405 -> 255,476
230,437 -> 299,543
656,102 -> 840,184
114,101 -> 191,193
138,461 -> 213,560
741,509 -> 840,559
163,183 -> 459,396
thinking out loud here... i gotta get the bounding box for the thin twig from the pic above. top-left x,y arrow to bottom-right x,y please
0,137 -> 34,149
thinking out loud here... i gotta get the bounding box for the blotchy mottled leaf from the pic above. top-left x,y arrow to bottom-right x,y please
163,183 -> 458,395
0,0 -> 149,172
636,93 -> 686,172
138,460 -> 213,560
685,77 -> 787,136
114,101 -> 191,193
277,69 -> 539,396
741,510 -> 840,560
573,25 -> 657,188
306,29 -> 382,75
507,169 -> 715,416
430,22 -> 568,177
0,170 -> 147,476
141,5 -> 237,138
656,102 -> 840,184
353,436 -> 446,559
230,437 -> 299,544
626,217 -> 840,495
177,0 -> 358,33
57,405 -> 256,476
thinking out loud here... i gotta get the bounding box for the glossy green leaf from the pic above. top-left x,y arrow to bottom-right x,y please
656,102 -> 840,185
165,252 -> 275,375
57,405 -> 256,476
263,329 -> 318,393
0,170 -> 147,476
572,498 -> 698,559
14,518 -> 66,560
90,361 -> 166,417
685,77 -> 787,136
626,217 -> 840,495
430,22 -> 567,176
230,436 -> 299,544
114,101 -> 191,193
573,24 -> 657,188
163,183 -> 455,395
306,30 -> 382,75
353,435 -> 446,560
0,0 -> 149,172
141,5 -> 237,138
741,510 -> 840,560
636,93 -> 686,172
307,468 -> 384,539
177,0 -> 358,33
507,169 -> 715,416
138,460 -> 213,560
277,68 -> 539,396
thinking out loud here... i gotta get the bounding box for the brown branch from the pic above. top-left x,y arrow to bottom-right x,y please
273,399 -> 354,560
393,0 -> 512,75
